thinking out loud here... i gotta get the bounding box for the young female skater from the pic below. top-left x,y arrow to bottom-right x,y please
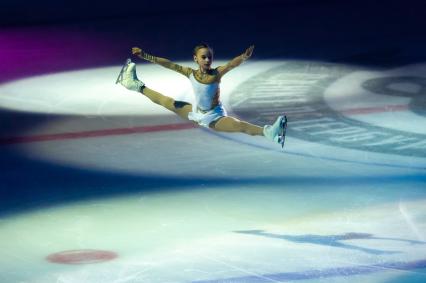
116,43 -> 287,147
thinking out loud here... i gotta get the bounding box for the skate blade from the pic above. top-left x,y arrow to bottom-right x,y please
115,58 -> 132,84
278,115 -> 288,149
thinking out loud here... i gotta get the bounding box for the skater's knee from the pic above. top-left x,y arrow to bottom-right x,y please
174,101 -> 190,109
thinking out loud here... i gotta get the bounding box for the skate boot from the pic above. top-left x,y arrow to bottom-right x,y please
116,58 -> 145,92
263,115 -> 288,148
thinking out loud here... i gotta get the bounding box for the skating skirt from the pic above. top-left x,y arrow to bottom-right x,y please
188,103 -> 227,128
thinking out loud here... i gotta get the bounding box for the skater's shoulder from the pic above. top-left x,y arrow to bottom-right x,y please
191,68 -> 221,85
172,64 -> 193,78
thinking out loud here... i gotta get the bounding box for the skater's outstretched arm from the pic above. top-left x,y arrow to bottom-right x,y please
132,47 -> 192,78
217,45 -> 254,77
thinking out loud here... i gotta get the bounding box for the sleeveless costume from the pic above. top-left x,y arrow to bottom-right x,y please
187,71 -> 227,127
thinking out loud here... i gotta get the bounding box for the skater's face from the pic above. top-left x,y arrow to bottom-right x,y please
193,48 -> 213,71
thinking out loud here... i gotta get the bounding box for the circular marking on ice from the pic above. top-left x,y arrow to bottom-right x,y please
46,249 -> 118,264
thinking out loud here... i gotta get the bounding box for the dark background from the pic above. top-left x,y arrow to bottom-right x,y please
1,0 -> 425,65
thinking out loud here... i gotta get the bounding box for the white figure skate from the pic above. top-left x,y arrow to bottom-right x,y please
264,115 -> 287,148
116,58 -> 145,92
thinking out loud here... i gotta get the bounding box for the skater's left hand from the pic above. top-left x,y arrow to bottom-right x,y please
242,45 -> 255,60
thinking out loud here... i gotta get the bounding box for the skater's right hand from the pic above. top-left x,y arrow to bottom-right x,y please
132,47 -> 158,64
132,47 -> 144,56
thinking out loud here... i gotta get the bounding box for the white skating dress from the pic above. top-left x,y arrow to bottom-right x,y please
187,71 -> 227,127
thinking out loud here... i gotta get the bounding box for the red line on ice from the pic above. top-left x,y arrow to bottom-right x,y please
0,104 -> 410,145
0,123 -> 197,145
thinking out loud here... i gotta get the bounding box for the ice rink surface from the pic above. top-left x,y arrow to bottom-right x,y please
1,1 -> 425,282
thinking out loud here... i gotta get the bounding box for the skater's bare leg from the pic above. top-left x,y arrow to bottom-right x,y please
141,87 -> 192,120
212,116 -> 263,136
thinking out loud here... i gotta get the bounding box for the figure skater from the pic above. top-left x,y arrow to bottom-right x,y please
116,43 -> 287,147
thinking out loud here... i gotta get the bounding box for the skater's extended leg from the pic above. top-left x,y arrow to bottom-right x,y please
116,60 -> 193,120
211,116 -> 263,136
141,87 -> 193,120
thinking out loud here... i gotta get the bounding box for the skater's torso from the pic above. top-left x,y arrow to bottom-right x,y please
189,68 -> 220,111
